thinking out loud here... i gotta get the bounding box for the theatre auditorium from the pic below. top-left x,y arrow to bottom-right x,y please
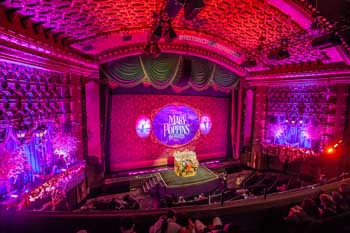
0,0 -> 350,232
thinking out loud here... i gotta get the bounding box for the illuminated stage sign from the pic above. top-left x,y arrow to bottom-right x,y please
152,104 -> 200,146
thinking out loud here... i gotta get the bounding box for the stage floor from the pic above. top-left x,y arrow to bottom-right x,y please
159,165 -> 218,187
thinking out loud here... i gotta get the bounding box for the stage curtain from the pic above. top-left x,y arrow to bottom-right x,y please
213,65 -> 239,89
171,57 -> 191,92
140,54 -> 180,88
102,54 -> 240,91
101,56 -> 144,87
190,57 -> 215,91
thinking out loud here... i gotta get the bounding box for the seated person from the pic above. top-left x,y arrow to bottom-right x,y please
123,195 -> 140,210
178,196 -> 186,203
332,191 -> 347,213
284,204 -> 308,223
319,194 -> 337,217
121,217 -> 136,233
109,198 -> 119,210
195,193 -> 206,201
301,198 -> 321,219
339,183 -> 350,206
150,209 -> 181,233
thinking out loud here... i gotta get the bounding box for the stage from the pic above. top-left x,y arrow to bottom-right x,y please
157,165 -> 220,198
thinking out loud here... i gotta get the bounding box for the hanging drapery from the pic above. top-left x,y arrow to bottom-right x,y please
213,65 -> 239,89
190,57 -> 215,91
171,57 -> 189,92
102,53 -> 240,92
101,56 -> 144,87
140,54 -> 180,88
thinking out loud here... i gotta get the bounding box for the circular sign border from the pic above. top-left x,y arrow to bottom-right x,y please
151,103 -> 201,148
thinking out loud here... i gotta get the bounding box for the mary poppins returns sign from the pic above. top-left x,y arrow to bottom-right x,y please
152,104 -> 200,146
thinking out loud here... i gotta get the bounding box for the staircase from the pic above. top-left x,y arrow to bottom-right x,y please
142,174 -> 164,194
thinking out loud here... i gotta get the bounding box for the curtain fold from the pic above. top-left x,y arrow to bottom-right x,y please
101,56 -> 144,87
213,65 -> 239,88
190,57 -> 215,91
140,54 -> 180,89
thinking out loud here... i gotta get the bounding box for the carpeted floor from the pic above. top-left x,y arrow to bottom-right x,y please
159,165 -> 218,186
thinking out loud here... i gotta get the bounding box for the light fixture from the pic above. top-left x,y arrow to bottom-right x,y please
311,33 -> 341,50
184,0 -> 205,20
165,19 -> 177,42
165,0 -> 184,17
277,49 -> 290,59
144,41 -> 161,58
267,38 -> 290,60
241,57 -> 257,68
152,23 -> 163,41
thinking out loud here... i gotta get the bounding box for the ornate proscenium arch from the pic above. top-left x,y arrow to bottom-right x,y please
101,53 -> 240,92
97,42 -> 247,77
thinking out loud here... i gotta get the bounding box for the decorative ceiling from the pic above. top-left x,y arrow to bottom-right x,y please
0,0 -> 349,73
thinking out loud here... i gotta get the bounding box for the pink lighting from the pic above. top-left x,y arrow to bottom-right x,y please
200,115 -> 212,135
0,0 -> 349,223
19,163 -> 85,210
110,94 -> 229,172
135,116 -> 152,138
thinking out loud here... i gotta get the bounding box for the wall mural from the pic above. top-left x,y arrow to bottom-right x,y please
0,61 -> 84,209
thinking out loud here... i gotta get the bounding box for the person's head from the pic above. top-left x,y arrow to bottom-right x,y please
176,213 -> 190,228
123,195 -> 130,202
120,217 -> 135,233
76,230 -> 88,233
339,183 -> 350,196
313,190 -> 325,206
224,223 -> 240,233
195,219 -> 207,233
167,209 -> 176,221
212,217 -> 223,229
302,198 -> 320,218
332,191 -> 343,204
320,194 -> 336,210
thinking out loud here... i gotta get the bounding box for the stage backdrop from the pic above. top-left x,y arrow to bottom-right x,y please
109,94 -> 230,171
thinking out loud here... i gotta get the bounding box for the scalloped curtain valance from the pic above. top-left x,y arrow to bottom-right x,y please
101,54 -> 240,92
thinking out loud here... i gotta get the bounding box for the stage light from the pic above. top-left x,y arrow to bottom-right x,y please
165,0 -> 184,17
277,49 -> 290,59
311,33 -> 341,50
267,38 -> 290,60
184,0 -> 205,20
168,23 -> 177,40
152,24 -> 163,41
240,57 -> 257,68
334,143 -> 339,148
143,42 -> 152,56
143,42 -> 161,58
151,42 -> 161,58
267,51 -> 278,60
327,147 -> 334,153
164,19 -> 177,42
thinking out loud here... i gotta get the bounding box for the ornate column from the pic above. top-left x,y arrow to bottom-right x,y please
235,81 -> 244,159
242,87 -> 254,164
231,89 -> 237,159
85,79 -> 102,162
